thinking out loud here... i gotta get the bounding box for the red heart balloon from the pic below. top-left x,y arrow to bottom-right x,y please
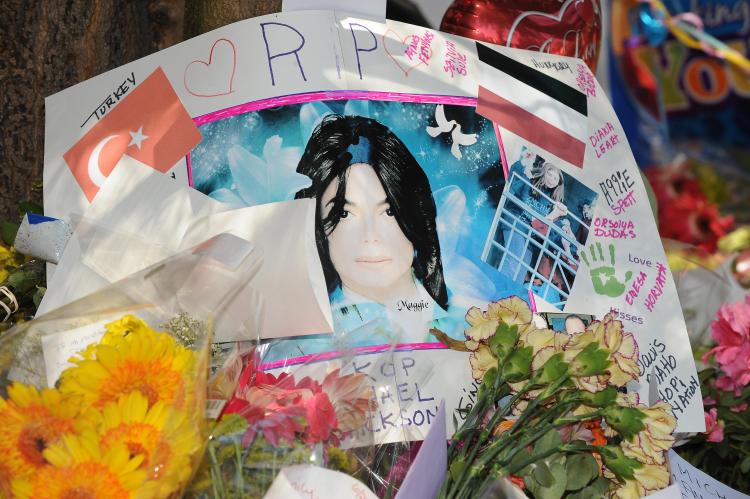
440,0 -> 602,72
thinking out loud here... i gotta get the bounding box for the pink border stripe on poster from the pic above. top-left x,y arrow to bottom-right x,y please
260,341 -> 449,371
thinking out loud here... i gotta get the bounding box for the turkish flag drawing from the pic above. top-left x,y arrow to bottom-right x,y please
63,67 -> 201,202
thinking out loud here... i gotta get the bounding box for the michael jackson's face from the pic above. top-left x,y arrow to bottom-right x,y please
321,163 -> 414,300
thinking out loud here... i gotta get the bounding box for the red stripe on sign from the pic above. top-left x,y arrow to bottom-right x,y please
477,86 -> 585,168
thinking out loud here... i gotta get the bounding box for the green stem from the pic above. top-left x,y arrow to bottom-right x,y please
496,407 -> 603,471
448,385 -> 531,498
208,440 -> 227,498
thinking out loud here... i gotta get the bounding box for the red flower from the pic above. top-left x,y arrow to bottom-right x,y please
646,163 -> 734,253
657,194 -> 733,253
646,163 -> 704,202
304,393 -> 338,443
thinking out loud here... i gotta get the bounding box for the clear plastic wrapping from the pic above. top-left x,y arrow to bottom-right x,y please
187,312 -> 444,498
0,233 -> 258,498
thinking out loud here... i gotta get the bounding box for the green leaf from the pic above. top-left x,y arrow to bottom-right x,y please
0,222 -> 19,246
741,456 -> 750,474
6,265 -> 44,293
524,454 -> 567,499
531,461 -> 554,487
502,346 -> 533,382
568,477 -> 613,499
565,454 -> 599,490
32,286 -> 45,309
602,405 -> 646,440
449,458 -> 467,482
570,343 -> 611,377
581,386 -> 618,407
490,322 -> 519,360
535,352 -> 569,385
506,446 -> 531,472
600,446 -> 641,481
18,201 -> 43,215
482,367 -> 498,390
535,428 -> 563,455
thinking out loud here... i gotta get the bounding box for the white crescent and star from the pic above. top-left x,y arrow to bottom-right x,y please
86,126 -> 148,188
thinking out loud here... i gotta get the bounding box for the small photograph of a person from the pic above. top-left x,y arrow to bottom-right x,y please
538,312 -> 594,334
295,114 -> 449,331
482,147 -> 598,309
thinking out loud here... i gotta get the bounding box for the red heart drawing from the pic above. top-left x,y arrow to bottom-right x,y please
183,38 -> 237,98
382,30 -> 432,76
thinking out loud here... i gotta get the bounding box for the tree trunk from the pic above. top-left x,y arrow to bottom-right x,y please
184,0 -> 281,39
0,0 -> 282,222
0,0 -> 184,221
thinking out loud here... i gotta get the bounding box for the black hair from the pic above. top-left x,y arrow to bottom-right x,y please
295,114 -> 448,310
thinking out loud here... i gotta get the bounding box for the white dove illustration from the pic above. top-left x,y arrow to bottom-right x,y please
425,104 -> 477,160
450,123 -> 477,160
426,104 -> 456,137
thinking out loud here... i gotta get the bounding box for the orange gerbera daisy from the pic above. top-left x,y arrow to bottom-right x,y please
0,384 -> 85,483
60,321 -> 196,410
97,392 -> 202,498
11,432 -> 146,499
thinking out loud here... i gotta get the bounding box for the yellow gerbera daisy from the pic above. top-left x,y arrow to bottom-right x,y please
76,315 -> 153,360
11,431 -> 146,499
97,391 -> 202,498
0,384 -> 85,482
60,324 -> 196,410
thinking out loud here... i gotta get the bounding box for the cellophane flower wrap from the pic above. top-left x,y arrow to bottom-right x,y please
432,297 -> 677,499
0,233 -> 260,498
187,347 -> 379,498
187,312 -> 439,498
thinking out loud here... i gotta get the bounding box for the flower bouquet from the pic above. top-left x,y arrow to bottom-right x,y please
432,297 -> 677,499
0,233 -> 261,498
187,343 -> 389,498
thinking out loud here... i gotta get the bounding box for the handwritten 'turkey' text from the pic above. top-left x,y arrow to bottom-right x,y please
81,72 -> 136,128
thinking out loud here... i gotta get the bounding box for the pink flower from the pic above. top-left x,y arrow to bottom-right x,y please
715,375 -> 742,396
704,408 -> 725,443
702,396 -> 716,406
704,297 -> 750,391
730,403 -> 748,413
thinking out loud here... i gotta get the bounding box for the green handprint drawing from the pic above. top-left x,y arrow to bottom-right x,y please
580,242 -> 633,298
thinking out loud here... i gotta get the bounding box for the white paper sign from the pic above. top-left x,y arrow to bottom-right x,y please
647,484 -> 683,498
264,465 -> 377,499
41,321 -> 108,386
42,11 -> 704,432
669,450 -> 750,499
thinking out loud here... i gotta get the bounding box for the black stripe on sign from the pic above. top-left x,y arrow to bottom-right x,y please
476,42 -> 587,117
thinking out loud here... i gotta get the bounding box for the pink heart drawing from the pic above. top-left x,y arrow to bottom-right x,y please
183,38 -> 236,97
382,29 -> 432,76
